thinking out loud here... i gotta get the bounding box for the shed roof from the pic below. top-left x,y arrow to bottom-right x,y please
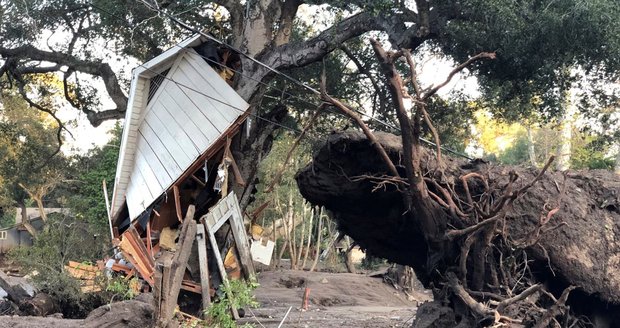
110,34 -> 249,221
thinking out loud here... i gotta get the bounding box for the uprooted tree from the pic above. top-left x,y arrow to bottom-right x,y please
296,41 -> 620,326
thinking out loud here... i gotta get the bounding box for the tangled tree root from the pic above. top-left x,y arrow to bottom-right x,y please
296,131 -> 620,326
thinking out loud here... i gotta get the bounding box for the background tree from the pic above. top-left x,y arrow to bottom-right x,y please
0,86 -> 66,235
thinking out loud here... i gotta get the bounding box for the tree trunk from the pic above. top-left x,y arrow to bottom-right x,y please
343,240 -> 356,274
556,91 -> 575,171
34,196 -> 47,222
18,201 -> 37,237
309,213 -> 323,272
300,207 -> 313,269
526,125 -> 537,166
296,131 -> 620,305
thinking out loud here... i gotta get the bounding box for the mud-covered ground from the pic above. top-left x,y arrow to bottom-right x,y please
238,269 -> 432,328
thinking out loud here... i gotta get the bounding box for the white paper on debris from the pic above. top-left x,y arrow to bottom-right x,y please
250,238 -> 275,266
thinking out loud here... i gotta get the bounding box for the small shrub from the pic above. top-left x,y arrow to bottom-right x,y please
105,276 -> 139,301
204,277 -> 260,328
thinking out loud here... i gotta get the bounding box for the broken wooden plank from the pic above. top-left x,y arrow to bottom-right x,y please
225,137 -> 245,187
227,193 -> 255,278
111,262 -> 133,274
146,220 -> 153,257
67,261 -> 99,272
180,280 -> 202,294
173,185 -> 182,223
65,266 -> 98,280
117,225 -> 155,285
196,223 -> 212,315
158,205 -> 197,328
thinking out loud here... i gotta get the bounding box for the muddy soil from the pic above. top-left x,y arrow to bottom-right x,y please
238,269 -> 432,328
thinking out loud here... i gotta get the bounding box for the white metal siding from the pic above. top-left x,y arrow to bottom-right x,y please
121,48 -> 249,220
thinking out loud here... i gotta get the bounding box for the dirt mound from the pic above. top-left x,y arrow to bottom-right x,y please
0,294 -> 154,328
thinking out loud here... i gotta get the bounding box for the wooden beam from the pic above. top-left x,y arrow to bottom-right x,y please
159,205 -> 197,328
225,137 -> 245,187
173,186 -> 182,223
227,194 -> 255,279
196,223 -> 212,316
117,226 -> 155,286
146,220 -> 153,257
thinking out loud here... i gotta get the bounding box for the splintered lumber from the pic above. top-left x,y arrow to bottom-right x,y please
156,205 -> 197,328
111,262 -> 133,275
173,185 -> 182,223
196,224 -> 212,314
65,265 -> 98,280
117,225 -> 155,286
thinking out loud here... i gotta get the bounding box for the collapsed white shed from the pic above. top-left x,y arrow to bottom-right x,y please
110,34 -> 249,227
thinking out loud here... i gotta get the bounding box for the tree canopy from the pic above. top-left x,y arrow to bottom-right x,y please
1,0 -> 618,127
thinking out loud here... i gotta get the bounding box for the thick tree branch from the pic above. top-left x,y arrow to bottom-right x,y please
264,10 -> 428,71
0,45 -> 127,126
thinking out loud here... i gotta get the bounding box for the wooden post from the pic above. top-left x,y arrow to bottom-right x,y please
301,287 -> 311,310
196,223 -> 212,316
227,194 -> 255,278
157,205 -> 197,328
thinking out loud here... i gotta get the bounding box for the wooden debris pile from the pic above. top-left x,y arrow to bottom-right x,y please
100,191 -> 255,327
64,261 -> 101,293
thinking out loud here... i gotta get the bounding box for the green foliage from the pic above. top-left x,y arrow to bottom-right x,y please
359,255 -> 385,271
249,132 -> 312,228
0,88 -> 65,210
66,123 -> 122,234
205,278 -> 260,328
0,212 -> 14,228
439,0 -> 620,121
571,135 -> 615,170
8,213 -> 107,317
105,276 -> 138,301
